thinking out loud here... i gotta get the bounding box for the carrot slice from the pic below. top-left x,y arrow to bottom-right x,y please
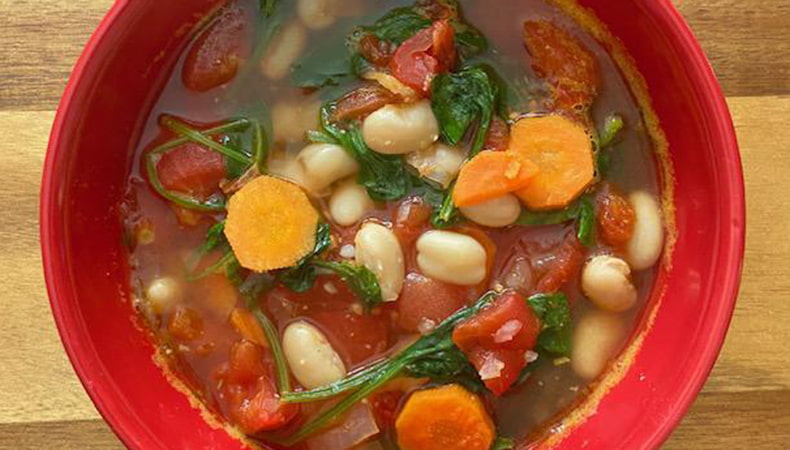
225,176 -> 319,272
508,115 -> 594,210
395,384 -> 495,450
452,151 -> 539,207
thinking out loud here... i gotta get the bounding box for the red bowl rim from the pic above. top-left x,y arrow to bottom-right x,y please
40,0 -> 745,448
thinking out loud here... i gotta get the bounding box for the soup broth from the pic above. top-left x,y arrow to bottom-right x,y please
122,0 -> 666,448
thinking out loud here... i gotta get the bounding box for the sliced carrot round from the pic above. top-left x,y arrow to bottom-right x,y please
225,176 -> 319,272
395,384 -> 495,450
452,151 -> 539,207
508,115 -> 594,210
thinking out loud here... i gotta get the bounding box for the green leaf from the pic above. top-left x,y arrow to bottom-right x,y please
491,436 -> 516,450
528,293 -> 573,357
431,185 -> 462,228
259,0 -> 276,17
276,223 -> 332,292
363,7 -> 432,44
452,20 -> 488,59
576,197 -> 596,247
598,114 -> 625,149
314,261 -> 383,312
515,196 -> 597,247
239,272 -> 274,306
404,345 -> 484,392
431,65 -> 497,156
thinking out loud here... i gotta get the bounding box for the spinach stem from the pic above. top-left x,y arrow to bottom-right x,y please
145,154 -> 226,212
150,119 -> 251,156
187,250 -> 236,280
254,310 -> 292,394
162,116 -> 251,165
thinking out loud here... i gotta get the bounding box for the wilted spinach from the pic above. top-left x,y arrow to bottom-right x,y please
276,223 -> 332,292
516,196 -> 597,247
528,293 -> 573,357
313,260 -> 383,312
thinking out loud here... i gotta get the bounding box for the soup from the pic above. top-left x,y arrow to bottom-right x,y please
122,0 -> 666,448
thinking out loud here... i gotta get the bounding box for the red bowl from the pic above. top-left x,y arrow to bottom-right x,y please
40,0 -> 744,448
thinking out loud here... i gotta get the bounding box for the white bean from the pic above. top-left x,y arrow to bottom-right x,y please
582,255 -> 638,313
416,231 -> 487,286
297,143 -> 359,191
298,0 -> 337,30
626,191 -> 664,271
268,157 -> 322,195
271,100 -> 322,143
362,100 -> 439,155
261,21 -> 307,80
329,180 -> 374,226
460,194 -> 522,228
355,223 -> 405,302
145,277 -> 181,314
406,143 -> 467,188
283,321 -> 347,389
571,312 -> 626,380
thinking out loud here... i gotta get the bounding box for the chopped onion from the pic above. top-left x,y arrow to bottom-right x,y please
306,401 -> 380,450
494,320 -> 523,344
417,318 -> 437,336
478,354 -> 505,381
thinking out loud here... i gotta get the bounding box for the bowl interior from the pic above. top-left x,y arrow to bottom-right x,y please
41,0 -> 744,448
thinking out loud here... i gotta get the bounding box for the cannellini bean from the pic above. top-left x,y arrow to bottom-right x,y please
362,100 -> 439,155
298,0 -> 337,30
460,194 -> 522,228
355,223 -> 405,302
406,142 -> 467,188
283,321 -> 347,389
582,255 -> 638,312
145,277 -> 181,314
416,231 -> 487,286
297,143 -> 359,191
271,100 -> 322,143
329,180 -> 374,226
268,156 -> 324,195
261,21 -> 307,80
626,191 -> 664,271
571,311 -> 626,380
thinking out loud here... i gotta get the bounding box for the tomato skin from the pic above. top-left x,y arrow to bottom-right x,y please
397,272 -> 468,333
371,390 -> 405,430
393,196 -> 434,246
452,291 -> 541,396
483,116 -> 511,152
390,20 -> 456,95
535,235 -> 585,293
156,142 -> 227,198
183,5 -> 250,92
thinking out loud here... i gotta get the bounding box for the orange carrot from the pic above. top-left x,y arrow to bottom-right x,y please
395,384 -> 495,450
230,308 -> 268,347
508,115 -> 594,210
452,151 -> 539,207
225,176 -> 319,272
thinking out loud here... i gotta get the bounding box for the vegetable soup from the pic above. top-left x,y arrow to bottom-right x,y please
122,0 -> 667,448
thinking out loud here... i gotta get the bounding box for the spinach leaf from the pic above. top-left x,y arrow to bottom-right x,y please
452,20 -> 488,59
528,293 -> 573,357
363,7 -> 432,44
516,196 -> 596,247
313,260 -> 383,312
276,223 -> 332,292
596,114 -> 625,177
404,345 -> 484,392
431,65 -> 497,157
432,185 -> 462,228
260,0 -> 276,17
319,104 -> 409,201
491,436 -> 516,450
239,272 -> 274,306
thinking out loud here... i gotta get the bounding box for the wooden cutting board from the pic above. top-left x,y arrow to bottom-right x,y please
1,0 -> 788,448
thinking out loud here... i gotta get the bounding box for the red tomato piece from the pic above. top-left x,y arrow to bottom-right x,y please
333,83 -> 398,121
397,272 -> 468,333
227,340 -> 266,386
597,184 -> 636,247
483,116 -> 511,152
156,142 -> 227,198
389,20 -> 456,95
358,34 -> 397,67
536,235 -> 585,293
452,291 -> 541,396
309,309 -> 391,367
236,376 -> 299,434
370,390 -> 405,430
183,5 -> 250,92
393,196 -> 433,246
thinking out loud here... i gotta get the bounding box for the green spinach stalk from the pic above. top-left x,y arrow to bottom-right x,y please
516,195 -> 597,247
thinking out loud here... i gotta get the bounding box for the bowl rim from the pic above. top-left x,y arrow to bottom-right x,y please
40,0 -> 745,448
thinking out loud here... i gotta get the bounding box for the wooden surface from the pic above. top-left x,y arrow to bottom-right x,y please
1,0 -> 788,448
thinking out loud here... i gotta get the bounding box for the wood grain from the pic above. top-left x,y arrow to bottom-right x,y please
0,0 -> 787,448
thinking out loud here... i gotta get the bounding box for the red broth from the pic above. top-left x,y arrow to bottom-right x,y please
122,0 -> 663,448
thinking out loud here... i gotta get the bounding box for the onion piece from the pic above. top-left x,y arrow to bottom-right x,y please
306,401 -> 380,450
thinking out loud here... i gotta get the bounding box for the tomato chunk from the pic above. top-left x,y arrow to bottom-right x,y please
370,390 -> 405,431
393,196 -> 433,246
398,272 -> 468,333
390,20 -> 456,95
333,83 -> 398,121
156,142 -> 227,198
358,34 -> 396,67
483,116 -> 511,152
183,5 -> 250,92
535,235 -> 585,293
309,309 -> 391,368
597,184 -> 636,247
452,291 -> 541,395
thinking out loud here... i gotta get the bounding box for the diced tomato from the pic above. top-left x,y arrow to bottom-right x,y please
309,309 -> 391,367
333,83 -> 398,121
483,116 -> 511,152
358,34 -> 396,67
168,306 -> 204,341
523,20 -> 599,114
467,347 -> 526,396
452,291 -> 541,396
393,196 -> 433,246
227,340 -> 266,386
183,5 -> 251,92
390,20 -> 456,95
370,390 -> 405,430
156,142 -> 227,198
535,235 -> 585,293
236,380 -> 299,434
597,184 -> 636,247
397,272 -> 468,333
